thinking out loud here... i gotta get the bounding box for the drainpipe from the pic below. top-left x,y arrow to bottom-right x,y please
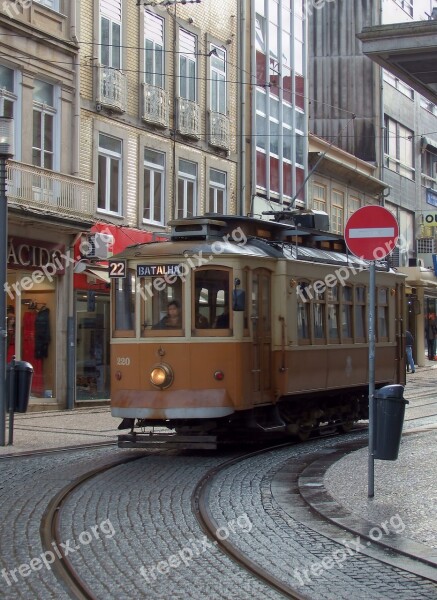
67,2 -> 81,409
238,0 -> 246,215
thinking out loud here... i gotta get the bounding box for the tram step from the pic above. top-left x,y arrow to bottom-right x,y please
117,433 -> 217,450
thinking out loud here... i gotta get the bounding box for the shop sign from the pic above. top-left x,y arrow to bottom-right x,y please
423,212 -> 437,226
136,264 -> 181,277
8,237 -> 67,275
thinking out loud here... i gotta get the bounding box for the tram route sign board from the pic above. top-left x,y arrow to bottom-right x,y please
344,206 -> 399,261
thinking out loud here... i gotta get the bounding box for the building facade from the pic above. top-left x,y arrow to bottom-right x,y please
308,0 -> 437,364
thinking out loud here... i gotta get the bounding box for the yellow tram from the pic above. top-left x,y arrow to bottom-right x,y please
110,214 -> 406,448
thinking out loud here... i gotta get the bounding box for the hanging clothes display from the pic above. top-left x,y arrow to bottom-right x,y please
35,307 -> 51,359
22,310 -> 44,396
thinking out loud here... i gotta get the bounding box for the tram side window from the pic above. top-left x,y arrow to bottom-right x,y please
297,282 -> 310,342
194,269 -> 230,333
313,285 -> 325,340
327,284 -> 339,341
377,287 -> 388,340
140,277 -> 183,335
341,285 -> 353,339
354,286 -> 366,340
113,270 -> 136,336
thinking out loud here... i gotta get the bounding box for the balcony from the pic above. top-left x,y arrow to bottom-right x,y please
7,161 -> 95,221
96,65 -> 127,113
208,112 -> 230,150
142,83 -> 169,128
176,97 -> 200,139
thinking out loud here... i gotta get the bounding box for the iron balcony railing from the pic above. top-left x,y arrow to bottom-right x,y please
176,97 -> 200,139
142,83 -> 169,128
96,65 -> 127,113
7,160 -> 95,219
209,111 -> 230,150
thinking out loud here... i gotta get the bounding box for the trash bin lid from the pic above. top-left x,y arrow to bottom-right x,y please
374,384 -> 408,403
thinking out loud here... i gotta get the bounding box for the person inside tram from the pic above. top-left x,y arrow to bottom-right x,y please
153,300 -> 182,329
425,314 -> 437,360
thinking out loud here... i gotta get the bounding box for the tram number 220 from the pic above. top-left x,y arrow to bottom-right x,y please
116,357 -> 131,366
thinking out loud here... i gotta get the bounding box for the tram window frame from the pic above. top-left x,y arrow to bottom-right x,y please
242,268 -> 250,337
112,269 -> 136,338
139,276 -> 184,337
312,284 -> 326,343
341,285 -> 353,341
192,267 -> 231,337
327,284 -> 340,343
377,287 -> 389,342
297,280 -> 311,345
354,285 -> 367,342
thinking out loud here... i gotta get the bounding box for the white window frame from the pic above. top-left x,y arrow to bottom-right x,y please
312,183 -> 326,213
210,44 -> 226,115
179,29 -> 197,101
177,159 -> 197,218
144,10 -> 164,88
98,133 -> 122,215
384,116 -> 415,180
32,80 -> 59,171
0,65 -> 21,161
331,190 -> 344,235
208,168 -> 227,214
100,0 -> 122,69
143,148 -> 165,226
33,0 -> 59,10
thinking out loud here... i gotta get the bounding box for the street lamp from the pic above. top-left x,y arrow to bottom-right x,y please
0,116 -> 14,446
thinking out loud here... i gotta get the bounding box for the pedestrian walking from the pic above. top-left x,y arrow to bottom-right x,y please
405,330 -> 415,373
425,315 -> 437,360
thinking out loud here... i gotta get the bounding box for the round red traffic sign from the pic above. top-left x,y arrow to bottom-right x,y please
344,206 -> 399,260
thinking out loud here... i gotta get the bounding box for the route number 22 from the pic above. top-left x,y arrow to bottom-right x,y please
108,260 -> 126,278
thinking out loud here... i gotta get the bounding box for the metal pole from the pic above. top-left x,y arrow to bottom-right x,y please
8,357 -> 15,445
368,261 -> 376,498
0,156 -> 7,446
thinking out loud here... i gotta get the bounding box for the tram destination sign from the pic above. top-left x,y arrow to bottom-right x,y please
136,264 -> 181,277
344,206 -> 399,261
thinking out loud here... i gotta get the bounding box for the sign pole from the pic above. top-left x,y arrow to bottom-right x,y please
368,261 -> 376,498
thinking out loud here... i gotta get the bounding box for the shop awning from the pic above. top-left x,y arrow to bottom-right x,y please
86,268 -> 110,284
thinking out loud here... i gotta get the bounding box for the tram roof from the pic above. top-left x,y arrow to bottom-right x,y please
112,215 -> 393,270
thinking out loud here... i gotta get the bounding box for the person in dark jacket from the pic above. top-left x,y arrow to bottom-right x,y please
405,330 -> 415,373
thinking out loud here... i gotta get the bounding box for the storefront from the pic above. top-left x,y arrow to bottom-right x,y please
73,224 -> 154,403
6,233 -> 71,404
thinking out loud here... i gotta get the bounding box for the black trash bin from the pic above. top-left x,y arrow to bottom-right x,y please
7,361 -> 34,413
373,384 -> 408,461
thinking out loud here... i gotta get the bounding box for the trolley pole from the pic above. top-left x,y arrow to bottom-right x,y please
368,261 -> 376,498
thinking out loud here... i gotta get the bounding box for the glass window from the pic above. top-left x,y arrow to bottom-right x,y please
341,286 -> 353,339
210,44 -> 226,115
354,285 -> 366,340
140,276 -> 183,336
113,270 -> 135,336
297,282 -> 310,342
34,0 -> 59,10
327,285 -> 339,341
179,29 -> 196,101
176,159 -> 197,218
98,133 -> 122,214
312,183 -> 326,213
331,190 -> 344,235
100,0 -> 122,68
144,10 -> 164,88
384,116 -> 414,180
193,269 -> 230,333
348,196 -> 361,217
377,287 -> 388,340
208,168 -> 227,214
33,80 -> 55,170
313,285 -> 325,340
143,148 -> 165,225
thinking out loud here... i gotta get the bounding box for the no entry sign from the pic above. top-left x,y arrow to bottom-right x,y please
344,206 -> 399,261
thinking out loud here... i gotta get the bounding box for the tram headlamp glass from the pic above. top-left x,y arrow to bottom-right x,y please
150,364 -> 174,389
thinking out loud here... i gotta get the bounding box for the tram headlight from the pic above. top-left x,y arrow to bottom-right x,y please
150,364 -> 174,389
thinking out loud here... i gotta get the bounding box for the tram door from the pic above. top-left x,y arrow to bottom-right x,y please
251,269 -> 273,404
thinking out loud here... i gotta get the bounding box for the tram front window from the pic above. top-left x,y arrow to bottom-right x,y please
194,268 -> 230,333
140,277 -> 184,336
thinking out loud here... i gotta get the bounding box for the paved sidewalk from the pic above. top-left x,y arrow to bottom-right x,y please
0,406 -> 119,454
